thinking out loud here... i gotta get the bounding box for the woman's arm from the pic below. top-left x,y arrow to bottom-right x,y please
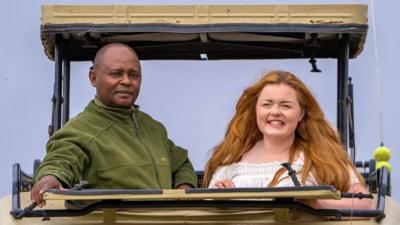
309,183 -> 374,209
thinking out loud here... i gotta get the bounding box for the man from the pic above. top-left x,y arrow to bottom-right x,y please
31,43 -> 197,207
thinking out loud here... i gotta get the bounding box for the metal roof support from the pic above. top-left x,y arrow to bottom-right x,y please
62,50 -> 70,125
337,34 -> 349,150
348,77 -> 356,163
49,34 -> 63,136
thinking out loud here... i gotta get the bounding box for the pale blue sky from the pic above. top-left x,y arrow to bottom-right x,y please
0,0 -> 399,201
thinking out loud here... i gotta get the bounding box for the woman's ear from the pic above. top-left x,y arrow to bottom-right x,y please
299,110 -> 305,122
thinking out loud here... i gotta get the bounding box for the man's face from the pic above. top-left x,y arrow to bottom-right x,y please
89,46 -> 142,108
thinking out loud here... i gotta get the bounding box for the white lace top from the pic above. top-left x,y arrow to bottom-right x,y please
208,153 -> 359,188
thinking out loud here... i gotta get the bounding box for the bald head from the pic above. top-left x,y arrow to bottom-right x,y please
93,43 -> 139,71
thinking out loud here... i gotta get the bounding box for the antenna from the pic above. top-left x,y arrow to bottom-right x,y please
370,0 -> 392,179
369,0 -> 384,144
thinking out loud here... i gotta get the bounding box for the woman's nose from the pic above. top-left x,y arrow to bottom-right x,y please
270,106 -> 282,116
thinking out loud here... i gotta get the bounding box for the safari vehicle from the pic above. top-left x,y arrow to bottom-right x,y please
1,4 -> 399,225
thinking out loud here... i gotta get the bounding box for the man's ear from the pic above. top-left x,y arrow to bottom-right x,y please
89,70 -> 97,87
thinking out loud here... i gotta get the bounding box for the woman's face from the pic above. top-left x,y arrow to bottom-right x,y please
255,83 -> 304,141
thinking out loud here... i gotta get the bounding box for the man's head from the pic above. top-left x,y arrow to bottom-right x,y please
89,43 -> 142,108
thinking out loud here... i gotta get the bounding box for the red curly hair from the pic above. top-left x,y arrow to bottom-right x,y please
203,71 -> 364,191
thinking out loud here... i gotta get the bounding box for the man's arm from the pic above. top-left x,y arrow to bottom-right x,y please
32,130 -> 90,206
34,135 -> 89,187
168,142 -> 198,188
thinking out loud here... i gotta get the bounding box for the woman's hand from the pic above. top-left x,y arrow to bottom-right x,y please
214,179 -> 236,188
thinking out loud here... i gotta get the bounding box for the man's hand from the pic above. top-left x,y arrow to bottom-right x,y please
214,179 -> 236,188
30,175 -> 64,207
176,183 -> 193,189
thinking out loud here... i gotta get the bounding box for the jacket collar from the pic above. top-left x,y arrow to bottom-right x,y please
93,97 -> 139,114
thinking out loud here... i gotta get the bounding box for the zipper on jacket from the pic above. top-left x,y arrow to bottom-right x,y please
130,110 -> 162,188
131,110 -> 139,130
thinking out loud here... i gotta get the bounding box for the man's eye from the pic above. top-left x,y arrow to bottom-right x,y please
128,73 -> 140,78
109,72 -> 122,77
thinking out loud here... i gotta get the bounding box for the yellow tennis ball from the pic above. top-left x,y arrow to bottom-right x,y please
376,161 -> 392,172
373,146 -> 391,161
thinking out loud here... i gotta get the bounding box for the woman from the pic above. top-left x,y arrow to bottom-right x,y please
203,71 -> 372,209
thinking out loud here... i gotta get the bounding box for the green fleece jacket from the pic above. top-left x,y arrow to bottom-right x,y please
34,99 -> 197,189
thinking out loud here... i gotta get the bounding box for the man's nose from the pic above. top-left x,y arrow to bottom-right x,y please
120,74 -> 132,85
